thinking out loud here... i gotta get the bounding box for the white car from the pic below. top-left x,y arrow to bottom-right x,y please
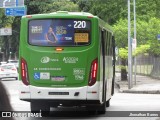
0,61 -> 7,65
8,60 -> 19,69
0,64 -> 18,80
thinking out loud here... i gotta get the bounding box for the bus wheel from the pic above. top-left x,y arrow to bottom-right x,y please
31,101 -> 50,116
98,81 -> 107,114
97,91 -> 106,114
86,106 -> 97,114
106,99 -> 110,107
97,101 -> 106,114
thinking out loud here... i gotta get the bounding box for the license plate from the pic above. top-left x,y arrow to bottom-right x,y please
51,76 -> 65,81
6,74 -> 10,76
48,92 -> 69,95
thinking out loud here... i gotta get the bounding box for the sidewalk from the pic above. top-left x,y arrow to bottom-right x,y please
115,73 -> 160,94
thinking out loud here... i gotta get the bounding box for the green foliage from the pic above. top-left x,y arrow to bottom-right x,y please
77,0 -> 160,24
136,20 -> 148,45
136,18 -> 160,45
114,17 -> 160,57
77,0 -> 93,12
26,0 -> 79,14
88,0 -> 127,24
134,0 -> 160,21
0,8 -> 15,60
0,9 -> 14,27
50,1 -> 79,12
148,40 -> 160,56
136,18 -> 160,56
118,44 -> 150,59
118,48 -> 128,59
133,44 -> 150,56
113,19 -> 128,48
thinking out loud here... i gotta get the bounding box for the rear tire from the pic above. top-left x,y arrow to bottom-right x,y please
106,99 -> 110,107
31,101 -> 50,116
97,84 -> 106,114
97,102 -> 106,114
86,105 -> 97,114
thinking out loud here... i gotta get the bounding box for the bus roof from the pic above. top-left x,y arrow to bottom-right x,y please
22,11 -> 112,33
51,11 -> 94,16
23,11 -> 95,18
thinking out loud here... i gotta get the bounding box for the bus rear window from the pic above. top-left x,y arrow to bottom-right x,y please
28,19 -> 91,46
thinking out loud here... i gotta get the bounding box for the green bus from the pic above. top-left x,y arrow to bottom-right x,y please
19,11 -> 115,114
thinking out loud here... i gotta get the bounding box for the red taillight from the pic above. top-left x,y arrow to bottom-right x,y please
0,68 -> 4,71
21,58 -> 29,86
88,58 -> 98,86
12,68 -> 17,71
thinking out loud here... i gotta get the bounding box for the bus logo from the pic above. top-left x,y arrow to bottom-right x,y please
41,56 -> 50,63
63,57 -> 78,64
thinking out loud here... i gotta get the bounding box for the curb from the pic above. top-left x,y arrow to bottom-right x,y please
115,82 -> 160,94
119,90 -> 160,94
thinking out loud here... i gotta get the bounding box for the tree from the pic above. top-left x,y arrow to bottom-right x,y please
118,48 -> 128,80
114,17 -> 160,80
77,0 -> 127,25
0,9 -> 14,61
113,19 -> 128,80
146,18 -> 160,78
77,0 -> 94,13
49,1 -> 79,12
26,0 -> 79,14
133,0 -> 160,21
77,0 -> 160,25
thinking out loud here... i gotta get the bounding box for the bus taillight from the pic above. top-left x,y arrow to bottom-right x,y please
88,58 -> 98,86
56,48 -> 63,51
21,58 -> 29,86
26,15 -> 32,18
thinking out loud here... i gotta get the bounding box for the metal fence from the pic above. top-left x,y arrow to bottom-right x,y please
116,54 -> 160,79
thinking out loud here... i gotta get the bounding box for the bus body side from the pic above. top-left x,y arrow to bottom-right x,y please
99,20 -> 114,108
19,12 -> 114,112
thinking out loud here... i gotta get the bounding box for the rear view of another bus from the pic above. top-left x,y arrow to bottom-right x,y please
19,11 -> 114,114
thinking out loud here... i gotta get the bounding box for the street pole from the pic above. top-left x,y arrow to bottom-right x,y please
133,0 -> 137,85
8,38 -> 11,60
128,0 -> 132,89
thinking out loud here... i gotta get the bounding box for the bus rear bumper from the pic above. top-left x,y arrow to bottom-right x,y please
20,99 -> 101,107
19,82 -> 100,101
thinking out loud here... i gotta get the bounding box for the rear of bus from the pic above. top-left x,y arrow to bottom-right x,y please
19,12 -> 102,110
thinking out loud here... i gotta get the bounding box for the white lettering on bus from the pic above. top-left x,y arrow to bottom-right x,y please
74,21 -> 86,28
38,68 -> 61,71
63,57 -> 78,64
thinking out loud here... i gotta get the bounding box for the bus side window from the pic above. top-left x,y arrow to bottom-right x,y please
105,31 -> 109,56
112,35 -> 116,62
106,32 -> 112,56
109,33 -> 112,56
101,29 -> 106,56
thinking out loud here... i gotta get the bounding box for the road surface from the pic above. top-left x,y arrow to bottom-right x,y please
1,79 -> 160,120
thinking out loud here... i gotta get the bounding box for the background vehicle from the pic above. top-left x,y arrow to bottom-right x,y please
0,63 -> 18,80
19,11 -> 115,114
0,61 -> 7,65
8,60 -> 19,69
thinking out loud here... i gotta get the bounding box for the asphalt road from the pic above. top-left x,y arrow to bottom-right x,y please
1,79 -> 160,120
